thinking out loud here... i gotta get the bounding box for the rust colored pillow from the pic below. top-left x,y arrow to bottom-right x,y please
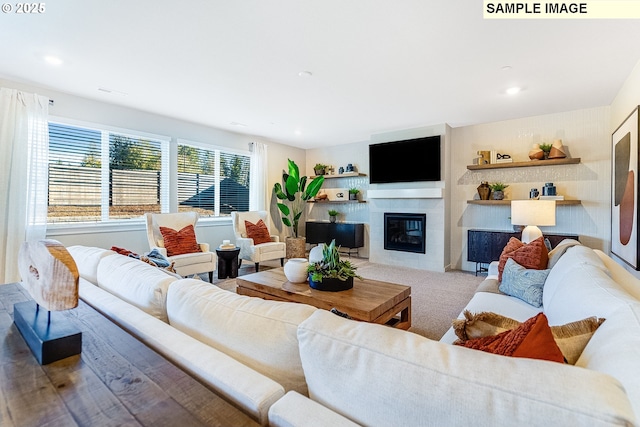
498,237 -> 549,281
245,219 -> 272,245
159,224 -> 201,256
456,312 -> 565,363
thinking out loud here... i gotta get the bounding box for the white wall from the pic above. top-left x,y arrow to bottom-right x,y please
1,78 -> 305,254
450,107 -> 611,271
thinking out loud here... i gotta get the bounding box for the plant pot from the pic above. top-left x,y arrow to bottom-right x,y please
308,275 -> 353,292
329,215 -> 337,223
285,236 -> 306,259
284,258 -> 309,283
349,193 -> 358,201
314,168 -> 325,176
492,190 -> 504,200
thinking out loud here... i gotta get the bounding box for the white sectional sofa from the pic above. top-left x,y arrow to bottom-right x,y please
68,243 -> 639,427
68,245 -> 318,426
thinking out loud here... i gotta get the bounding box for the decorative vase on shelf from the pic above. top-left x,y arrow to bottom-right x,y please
284,258 -> 309,283
477,181 -> 491,200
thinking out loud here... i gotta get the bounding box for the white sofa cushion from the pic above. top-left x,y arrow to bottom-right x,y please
167,279 -> 317,395
298,310 -> 635,427
543,254 -> 632,325
67,245 -> 115,285
78,279 -> 283,425
576,301 -> 640,420
268,391 -> 360,427
96,254 -> 178,322
543,245 -> 609,315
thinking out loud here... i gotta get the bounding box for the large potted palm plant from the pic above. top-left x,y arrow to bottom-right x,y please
274,159 -> 324,258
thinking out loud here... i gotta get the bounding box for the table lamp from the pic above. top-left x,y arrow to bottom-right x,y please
510,200 -> 556,243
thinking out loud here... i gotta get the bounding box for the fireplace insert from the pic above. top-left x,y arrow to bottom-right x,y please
384,213 -> 426,254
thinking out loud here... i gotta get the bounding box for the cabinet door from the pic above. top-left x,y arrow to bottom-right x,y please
306,222 -> 328,244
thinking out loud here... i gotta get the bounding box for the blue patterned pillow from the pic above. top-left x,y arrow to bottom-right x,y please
499,258 -> 550,307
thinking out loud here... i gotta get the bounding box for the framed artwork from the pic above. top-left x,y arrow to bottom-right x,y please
612,106 -> 640,269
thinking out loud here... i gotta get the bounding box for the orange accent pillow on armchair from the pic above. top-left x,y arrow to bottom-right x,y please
245,219 -> 272,245
159,224 -> 201,256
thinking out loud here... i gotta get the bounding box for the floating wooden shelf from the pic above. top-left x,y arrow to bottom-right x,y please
312,172 -> 367,179
308,200 -> 367,204
467,199 -> 581,206
467,157 -> 581,170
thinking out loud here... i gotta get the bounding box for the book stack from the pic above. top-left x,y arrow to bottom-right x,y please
219,239 -> 236,250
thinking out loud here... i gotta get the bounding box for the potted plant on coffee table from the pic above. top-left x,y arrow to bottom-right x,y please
306,240 -> 362,291
274,159 -> 325,258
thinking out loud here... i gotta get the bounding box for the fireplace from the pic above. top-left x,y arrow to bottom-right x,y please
384,213 -> 426,254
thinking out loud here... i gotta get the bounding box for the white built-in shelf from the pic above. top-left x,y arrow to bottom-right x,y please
368,188 -> 443,199
467,157 -> 580,170
467,199 -> 581,206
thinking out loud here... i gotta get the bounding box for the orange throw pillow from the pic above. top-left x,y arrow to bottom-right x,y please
159,224 -> 201,256
498,237 -> 549,281
245,219 -> 272,245
456,312 -> 565,363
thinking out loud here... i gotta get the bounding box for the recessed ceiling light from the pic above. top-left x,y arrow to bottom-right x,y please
230,121 -> 248,127
298,71 -> 313,77
501,65 -> 513,71
97,87 -> 128,96
295,130 -> 302,136
506,86 -> 521,95
44,55 -> 63,66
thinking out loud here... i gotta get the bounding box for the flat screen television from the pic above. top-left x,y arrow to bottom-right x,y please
369,135 -> 441,183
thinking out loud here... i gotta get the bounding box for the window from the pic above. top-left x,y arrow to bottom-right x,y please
48,121 -> 169,223
177,141 -> 250,217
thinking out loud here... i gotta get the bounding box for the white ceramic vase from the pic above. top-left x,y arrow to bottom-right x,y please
284,258 -> 309,283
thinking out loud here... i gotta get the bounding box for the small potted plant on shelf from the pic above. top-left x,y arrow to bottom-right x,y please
328,209 -> 339,223
314,163 -> 328,176
306,239 -> 362,291
489,182 -> 509,200
539,143 -> 553,160
348,188 -> 360,201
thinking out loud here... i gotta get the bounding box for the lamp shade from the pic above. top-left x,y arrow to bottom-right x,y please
511,200 -> 556,226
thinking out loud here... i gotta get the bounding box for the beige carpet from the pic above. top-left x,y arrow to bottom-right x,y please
213,258 -> 483,341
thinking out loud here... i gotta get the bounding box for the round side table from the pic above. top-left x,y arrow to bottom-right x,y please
216,247 -> 241,279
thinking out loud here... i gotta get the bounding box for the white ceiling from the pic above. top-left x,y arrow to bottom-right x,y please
2,1 -> 640,149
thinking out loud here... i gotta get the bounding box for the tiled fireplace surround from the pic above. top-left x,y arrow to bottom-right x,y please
368,194 -> 447,272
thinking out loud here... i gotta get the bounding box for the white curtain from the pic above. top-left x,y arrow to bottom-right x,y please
249,141 -> 268,211
0,88 -> 49,283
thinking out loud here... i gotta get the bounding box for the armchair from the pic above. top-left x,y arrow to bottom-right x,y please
145,212 -> 216,282
231,211 -> 286,272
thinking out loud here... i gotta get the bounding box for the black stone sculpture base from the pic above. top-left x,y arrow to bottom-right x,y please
13,301 -> 82,365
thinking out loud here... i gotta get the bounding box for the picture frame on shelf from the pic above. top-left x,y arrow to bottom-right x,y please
612,105 -> 640,269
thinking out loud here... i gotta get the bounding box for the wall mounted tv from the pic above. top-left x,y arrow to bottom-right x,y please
369,135 -> 441,184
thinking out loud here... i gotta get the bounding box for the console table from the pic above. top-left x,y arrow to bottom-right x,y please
467,229 -> 579,275
305,222 -> 364,255
0,283 -> 258,427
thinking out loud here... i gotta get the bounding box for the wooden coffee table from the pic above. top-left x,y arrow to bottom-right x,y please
236,268 -> 411,329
